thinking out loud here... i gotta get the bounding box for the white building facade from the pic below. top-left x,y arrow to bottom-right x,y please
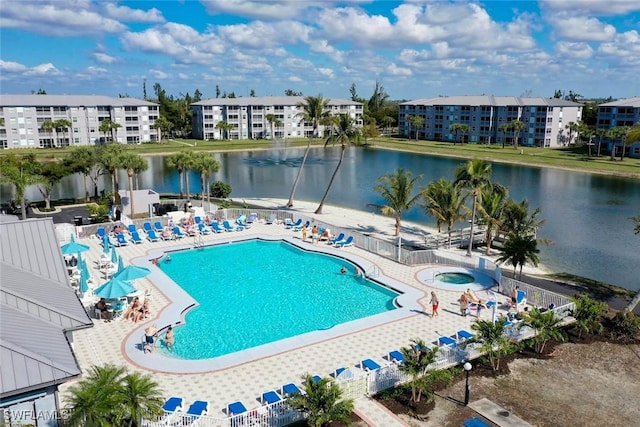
0,95 -> 159,149
191,96 -> 363,140
399,96 -> 583,148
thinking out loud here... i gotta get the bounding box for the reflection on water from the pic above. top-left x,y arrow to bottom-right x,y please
2,147 -> 639,291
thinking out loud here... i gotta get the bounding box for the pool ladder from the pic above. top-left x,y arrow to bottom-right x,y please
365,265 -> 380,278
193,234 -> 205,248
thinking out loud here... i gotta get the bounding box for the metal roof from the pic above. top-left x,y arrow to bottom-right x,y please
0,218 -> 92,398
598,97 -> 640,107
192,95 -> 362,107
0,94 -> 158,107
401,95 -> 582,107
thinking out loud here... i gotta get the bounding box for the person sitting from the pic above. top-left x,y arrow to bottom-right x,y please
321,228 -> 331,241
161,227 -> 174,240
95,298 -> 111,321
123,297 -> 141,321
112,224 -> 123,235
134,299 -> 150,323
204,216 -> 211,226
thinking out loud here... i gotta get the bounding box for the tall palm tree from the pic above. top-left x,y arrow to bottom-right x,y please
409,115 -> 425,140
500,198 -> 544,238
498,122 -> 511,148
119,152 -> 147,218
607,126 -> 630,161
470,319 -> 513,371
373,168 -> 423,236
287,95 -> 331,208
595,128 -> 607,156
165,151 -> 193,199
0,154 -> 41,219
315,114 -> 362,214
153,116 -> 173,142
455,159 -> 493,256
626,125 -> 640,145
98,143 -> 125,202
422,178 -> 467,246
265,113 -> 282,140
41,120 -> 55,148
564,121 -> 579,146
111,121 -> 122,144
287,374 -> 354,427
192,152 -> 221,202
34,160 -> 72,210
449,123 -> 470,145
54,119 -> 72,147
496,232 -> 540,278
66,146 -> 103,200
397,338 -> 438,403
477,185 -> 509,254
117,371 -> 165,427
132,157 -> 148,190
510,120 -> 526,148
215,120 -> 232,140
99,119 -> 113,143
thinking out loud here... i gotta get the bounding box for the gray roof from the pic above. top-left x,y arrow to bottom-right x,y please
401,95 -> 582,107
192,95 -> 362,107
598,97 -> 640,107
0,94 -> 158,107
0,218 -> 92,398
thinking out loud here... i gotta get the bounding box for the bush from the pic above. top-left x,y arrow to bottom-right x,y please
210,181 -> 232,198
609,311 -> 640,341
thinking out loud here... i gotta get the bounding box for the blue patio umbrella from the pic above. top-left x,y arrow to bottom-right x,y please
113,265 -> 151,282
61,233 -> 89,255
111,246 -> 118,264
79,269 -> 90,294
102,234 -> 110,254
94,277 -> 136,299
117,255 -> 125,274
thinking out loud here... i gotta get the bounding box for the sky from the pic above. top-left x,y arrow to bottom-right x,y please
1,0 -> 639,101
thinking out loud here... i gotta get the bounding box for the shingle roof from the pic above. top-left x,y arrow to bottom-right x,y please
192,95 -> 362,107
598,97 -> 640,107
0,218 -> 92,398
401,95 -> 582,107
0,94 -> 158,107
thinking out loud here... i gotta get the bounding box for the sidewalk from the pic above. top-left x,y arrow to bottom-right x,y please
354,397 -> 410,427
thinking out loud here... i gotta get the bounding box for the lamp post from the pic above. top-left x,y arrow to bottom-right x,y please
463,362 -> 472,405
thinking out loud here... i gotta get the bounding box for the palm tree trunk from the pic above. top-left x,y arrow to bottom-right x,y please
185,170 -> 191,200
111,172 -> 116,203
467,191 -> 478,256
201,173 -> 206,201
178,170 -> 184,199
315,144 -> 345,214
625,289 -> 640,312
83,174 -> 90,202
128,172 -> 135,218
287,138 -> 312,208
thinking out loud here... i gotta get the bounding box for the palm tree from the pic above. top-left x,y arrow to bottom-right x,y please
153,116 -> 173,142
99,119 -> 114,143
165,151 -> 193,199
397,339 -> 438,403
607,126 -> 629,160
519,308 -> 567,354
595,128 -> 607,156
449,123 -> 470,145
496,232 -> 540,278
0,154 -> 41,219
287,374 -> 354,427
455,159 -> 493,256
498,122 -> 511,148
382,116 -> 395,134
117,371 -> 165,427
111,121 -> 122,143
569,294 -> 608,338
626,125 -> 640,145
265,113 -> 282,140
132,157 -> 148,190
66,146 -> 103,200
41,120 -> 56,148
315,114 -> 362,214
34,160 -> 72,210
119,152 -> 147,218
98,143 -> 125,202
373,168 -> 423,236
287,95 -> 331,208
192,152 -> 221,202
564,121 -> 579,146
54,119 -> 72,147
510,120 -> 526,148
477,185 -> 509,255
422,178 -> 467,246
470,319 -> 513,371
215,120 -> 233,140
500,198 -> 544,238
408,115 -> 425,140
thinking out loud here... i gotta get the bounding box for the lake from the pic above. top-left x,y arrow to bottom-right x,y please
6,146 -> 640,291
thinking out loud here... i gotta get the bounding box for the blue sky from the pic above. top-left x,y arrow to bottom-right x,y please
1,0 -> 639,101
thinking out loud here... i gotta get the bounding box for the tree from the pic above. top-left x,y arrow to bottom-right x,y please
41,120 -> 56,148
626,125 -> 640,145
569,294 -> 608,338
477,185 -> 509,255
286,374 -> 354,427
265,113 -> 282,139
496,232 -> 540,278
152,116 -> 173,142
595,128 -> 607,157
215,120 -> 232,140
421,178 -> 467,246
119,152 -> 147,218
165,151 -> 193,199
564,121 -> 579,146
500,198 -> 544,238
249,89 -> 256,97
315,114 -> 362,214
65,146 -> 104,200
519,308 -> 567,354
0,154 -> 40,219
509,120 -> 526,148
498,122 -> 511,148
607,126 -> 629,160
397,339 -> 438,403
449,123 -> 470,145
98,143 -> 125,203
368,80 -> 389,113
34,160 -> 73,210
215,84 -> 220,98
470,319 -> 513,371
455,159 -> 494,256
54,119 -> 72,147
111,121 -> 122,143
192,152 -> 221,202
284,89 -> 302,96
408,115 -> 425,140
132,157 -> 148,190
373,168 -> 423,236
64,364 -> 164,427
287,95 -> 331,208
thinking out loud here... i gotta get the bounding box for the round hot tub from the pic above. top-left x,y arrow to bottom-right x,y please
416,266 -> 497,291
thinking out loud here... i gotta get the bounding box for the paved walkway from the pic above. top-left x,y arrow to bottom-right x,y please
469,398 -> 534,427
354,397 -> 410,427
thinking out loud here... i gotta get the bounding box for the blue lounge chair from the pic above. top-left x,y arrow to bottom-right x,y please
130,231 -> 144,244
265,214 -> 276,225
197,223 -> 211,235
236,215 -> 250,229
261,390 -> 282,405
154,221 -> 164,233
127,224 -> 137,235
334,367 -> 353,380
388,350 -> 405,364
96,227 -> 106,239
360,359 -> 381,372
185,400 -> 209,422
516,289 -> 527,306
312,375 -> 322,383
162,396 -> 184,413
172,226 -> 186,238
329,232 -> 344,245
293,220 -> 309,232
195,216 -> 202,224
227,400 -> 247,416
334,236 -> 354,248
211,222 -> 225,233
115,234 -> 129,247
248,213 -> 258,224
281,382 -> 302,396
143,222 -> 153,233
147,229 -> 160,242
457,330 -> 474,342
286,219 -> 302,229
438,336 -> 457,347
463,417 -> 490,427
222,220 -> 237,232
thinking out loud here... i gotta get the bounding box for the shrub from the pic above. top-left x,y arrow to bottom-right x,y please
210,181 -> 232,198
609,311 -> 640,341
569,293 -> 608,338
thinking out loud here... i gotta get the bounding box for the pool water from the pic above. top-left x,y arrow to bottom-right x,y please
435,272 -> 475,285
158,240 -> 398,359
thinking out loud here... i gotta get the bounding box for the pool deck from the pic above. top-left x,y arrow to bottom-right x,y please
60,199 -> 515,418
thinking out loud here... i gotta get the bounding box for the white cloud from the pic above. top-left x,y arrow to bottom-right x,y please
0,1 -> 126,36
24,63 -> 60,76
86,66 -> 108,74
317,68 -> 335,79
178,73 -> 189,80
217,20 -> 312,48
598,30 -> 640,67
0,60 -> 27,72
92,52 -> 118,64
103,3 -> 165,23
549,14 -> 617,42
555,42 -> 594,59
540,0 -> 640,15
201,0 -> 314,20
281,58 -> 315,69
149,69 -> 170,79
387,63 -> 412,76
288,76 -> 303,82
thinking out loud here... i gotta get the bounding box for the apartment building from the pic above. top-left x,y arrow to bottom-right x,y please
399,96 -> 582,147
0,95 -> 159,149
596,97 -> 640,129
191,96 -> 363,140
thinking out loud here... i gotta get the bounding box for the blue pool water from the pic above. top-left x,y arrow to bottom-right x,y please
158,240 -> 398,359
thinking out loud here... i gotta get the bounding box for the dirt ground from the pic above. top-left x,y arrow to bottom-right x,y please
393,340 -> 640,427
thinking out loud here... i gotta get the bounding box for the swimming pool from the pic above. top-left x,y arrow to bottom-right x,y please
436,272 -> 475,284
158,240 -> 398,359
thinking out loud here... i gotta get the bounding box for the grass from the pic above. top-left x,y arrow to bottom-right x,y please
6,136 -> 640,178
